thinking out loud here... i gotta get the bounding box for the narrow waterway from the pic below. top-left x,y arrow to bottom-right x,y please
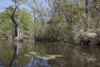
0,40 -> 100,67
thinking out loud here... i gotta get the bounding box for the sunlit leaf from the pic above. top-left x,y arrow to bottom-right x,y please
40,57 -> 50,60
24,54 -> 32,57
55,55 -> 64,57
29,51 -> 37,55
48,55 -> 56,59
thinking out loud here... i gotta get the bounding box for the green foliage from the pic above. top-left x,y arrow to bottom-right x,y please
24,51 -> 64,60
11,0 -> 28,4
0,0 -> 100,42
20,8 -> 34,31
0,7 -> 34,38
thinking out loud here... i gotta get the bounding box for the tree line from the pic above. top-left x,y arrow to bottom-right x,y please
0,0 -> 100,45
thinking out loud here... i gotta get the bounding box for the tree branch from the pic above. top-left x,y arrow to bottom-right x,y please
11,6 -> 18,27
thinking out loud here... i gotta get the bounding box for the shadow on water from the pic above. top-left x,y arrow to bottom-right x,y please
9,41 -> 22,67
0,40 -> 100,67
8,41 -> 63,67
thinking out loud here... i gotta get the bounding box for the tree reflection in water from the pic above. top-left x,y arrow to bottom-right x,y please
9,41 -> 22,67
27,57 -> 61,67
28,57 -> 50,67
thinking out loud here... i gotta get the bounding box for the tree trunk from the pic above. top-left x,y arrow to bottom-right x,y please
85,0 -> 88,15
85,0 -> 89,29
11,6 -> 23,41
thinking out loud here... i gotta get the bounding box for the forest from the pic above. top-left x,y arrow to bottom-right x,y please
0,0 -> 100,45
0,0 -> 100,67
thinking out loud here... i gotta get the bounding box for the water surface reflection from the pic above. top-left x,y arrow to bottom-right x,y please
9,41 -> 22,67
0,40 -> 100,67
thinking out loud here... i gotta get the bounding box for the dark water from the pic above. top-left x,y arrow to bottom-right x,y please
0,40 -> 100,67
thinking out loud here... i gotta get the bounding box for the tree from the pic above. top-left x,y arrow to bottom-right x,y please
10,0 -> 23,41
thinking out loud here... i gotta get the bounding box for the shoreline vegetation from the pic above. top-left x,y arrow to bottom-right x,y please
0,0 -> 100,46
0,31 -> 100,47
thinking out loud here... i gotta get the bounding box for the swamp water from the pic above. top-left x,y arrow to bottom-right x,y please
0,40 -> 100,67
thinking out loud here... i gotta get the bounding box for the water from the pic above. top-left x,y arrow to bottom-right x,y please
0,40 -> 100,67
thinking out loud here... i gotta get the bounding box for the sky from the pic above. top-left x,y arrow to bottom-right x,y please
0,0 -> 14,12
0,0 -> 49,12
0,0 -> 29,12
